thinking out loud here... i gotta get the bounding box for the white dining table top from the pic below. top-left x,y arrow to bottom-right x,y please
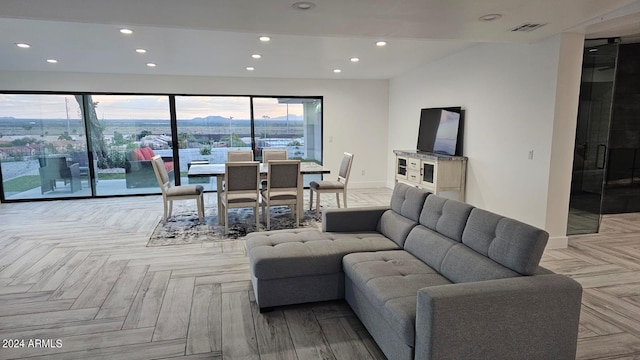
187,162 -> 330,177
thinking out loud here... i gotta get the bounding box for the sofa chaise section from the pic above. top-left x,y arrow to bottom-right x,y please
246,184 -> 430,310
246,228 -> 399,309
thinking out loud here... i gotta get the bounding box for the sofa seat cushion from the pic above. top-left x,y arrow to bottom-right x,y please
246,229 -> 400,280
343,250 -> 451,346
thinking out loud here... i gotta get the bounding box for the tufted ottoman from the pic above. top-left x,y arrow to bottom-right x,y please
245,227 -> 400,310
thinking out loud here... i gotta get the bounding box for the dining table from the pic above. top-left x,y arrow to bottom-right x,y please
187,162 -> 330,225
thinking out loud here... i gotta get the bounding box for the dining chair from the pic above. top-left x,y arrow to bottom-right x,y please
260,149 -> 288,190
220,161 -> 261,234
262,149 -> 288,162
261,160 -> 301,230
151,155 -> 205,224
309,152 -> 354,214
227,150 -> 253,161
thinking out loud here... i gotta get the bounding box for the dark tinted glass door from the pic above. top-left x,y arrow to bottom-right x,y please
568,40 -> 618,235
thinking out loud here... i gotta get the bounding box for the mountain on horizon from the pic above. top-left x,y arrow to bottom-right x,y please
190,114 -> 303,122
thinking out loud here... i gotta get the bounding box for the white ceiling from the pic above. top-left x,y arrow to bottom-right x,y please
1,0 -> 640,80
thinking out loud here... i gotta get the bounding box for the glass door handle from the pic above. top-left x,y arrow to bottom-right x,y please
596,144 -> 607,170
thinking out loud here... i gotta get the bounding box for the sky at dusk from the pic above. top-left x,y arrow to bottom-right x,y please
0,94 -> 304,120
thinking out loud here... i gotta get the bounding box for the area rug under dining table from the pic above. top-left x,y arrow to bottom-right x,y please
147,205 -> 322,246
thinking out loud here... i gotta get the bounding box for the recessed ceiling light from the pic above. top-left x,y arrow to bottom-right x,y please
333,69 -> 342,73
350,57 -> 360,62
136,49 -> 147,53
120,28 -> 133,35
246,66 -> 255,71
479,13 -> 502,21
292,1 -> 315,10
146,63 -> 156,67
376,41 -> 387,47
259,36 -> 271,42
46,59 -> 58,64
251,54 -> 262,59
588,48 -> 598,52
15,43 -> 31,48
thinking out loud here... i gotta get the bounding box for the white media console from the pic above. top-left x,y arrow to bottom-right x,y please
394,150 -> 467,201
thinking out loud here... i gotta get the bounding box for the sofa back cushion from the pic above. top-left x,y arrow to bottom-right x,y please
390,182 -> 430,222
440,244 -> 520,282
404,225 -> 457,271
378,210 -> 421,247
461,208 -> 548,275
418,195 -> 473,242
404,195 -> 471,272
377,183 -> 430,247
405,195 -> 547,283
405,225 -> 522,283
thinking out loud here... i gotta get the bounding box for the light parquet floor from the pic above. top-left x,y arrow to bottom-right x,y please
541,212 -> 640,360
0,189 -> 391,360
0,188 -> 639,359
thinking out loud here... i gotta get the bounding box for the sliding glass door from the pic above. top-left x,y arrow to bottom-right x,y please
86,95 -> 172,196
1,93 -> 322,201
173,96 -> 323,189
174,96 -> 252,191
0,94 -> 89,200
253,97 -> 322,186
568,40 -> 618,235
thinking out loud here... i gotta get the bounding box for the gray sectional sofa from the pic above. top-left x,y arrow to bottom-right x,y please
246,183 -> 582,360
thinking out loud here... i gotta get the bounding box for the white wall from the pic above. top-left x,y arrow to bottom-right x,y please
545,33 -> 585,246
0,71 -> 389,188
388,34 -> 583,247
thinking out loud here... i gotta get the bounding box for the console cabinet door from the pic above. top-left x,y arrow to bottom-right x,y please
420,161 -> 436,192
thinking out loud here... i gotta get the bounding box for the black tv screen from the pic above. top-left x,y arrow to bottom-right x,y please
416,107 -> 463,156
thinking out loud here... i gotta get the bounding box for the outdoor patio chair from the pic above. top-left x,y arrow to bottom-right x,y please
38,155 -> 82,194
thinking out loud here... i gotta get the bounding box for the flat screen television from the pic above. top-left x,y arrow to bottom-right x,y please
416,107 -> 463,156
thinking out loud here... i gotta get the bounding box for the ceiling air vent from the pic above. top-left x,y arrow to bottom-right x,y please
511,23 -> 547,32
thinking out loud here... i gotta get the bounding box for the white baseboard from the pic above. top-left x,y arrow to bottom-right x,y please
545,236 -> 569,250
347,181 -> 389,189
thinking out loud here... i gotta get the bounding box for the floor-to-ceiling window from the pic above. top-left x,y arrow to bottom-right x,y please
0,93 -> 323,201
0,94 -> 88,200
86,94 -> 172,196
174,96 -> 252,191
253,97 -> 322,186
